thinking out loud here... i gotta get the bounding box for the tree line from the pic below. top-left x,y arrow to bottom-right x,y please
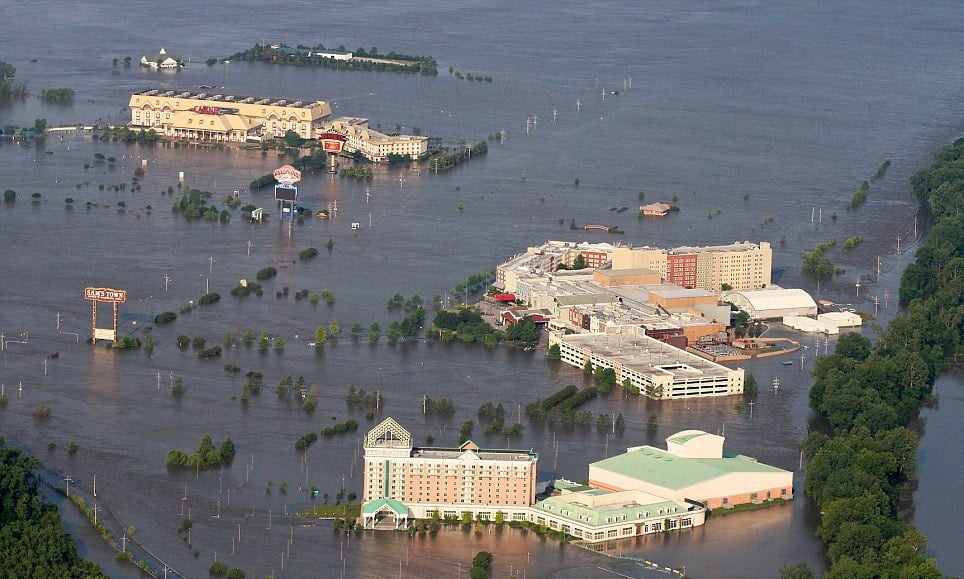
793,139 -> 964,578
0,437 -> 106,577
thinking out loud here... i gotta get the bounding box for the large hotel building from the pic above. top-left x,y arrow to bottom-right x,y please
128,89 -> 332,142
127,90 -> 428,160
362,418 -> 538,528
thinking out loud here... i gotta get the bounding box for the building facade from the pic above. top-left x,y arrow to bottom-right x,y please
362,418 -> 538,525
611,242 -> 772,292
528,482 -> 705,543
326,117 -> 428,162
128,89 -> 332,142
588,430 -> 794,510
550,330 -> 744,399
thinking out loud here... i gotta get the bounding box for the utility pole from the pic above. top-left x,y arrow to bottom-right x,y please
748,401 -> 754,418
92,503 -> 100,524
64,476 -> 72,497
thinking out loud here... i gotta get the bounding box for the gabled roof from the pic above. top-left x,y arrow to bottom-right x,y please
363,498 -> 409,516
365,417 -> 412,448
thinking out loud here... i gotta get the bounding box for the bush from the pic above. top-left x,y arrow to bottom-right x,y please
199,292 -> 221,305
210,561 -> 229,575
155,311 -> 177,324
299,247 -> 319,260
226,568 -> 245,579
33,404 -> 51,418
176,335 -> 190,347
256,267 -> 277,280
197,346 -> 222,358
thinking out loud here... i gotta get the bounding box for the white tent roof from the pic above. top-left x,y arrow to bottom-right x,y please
729,288 -> 816,312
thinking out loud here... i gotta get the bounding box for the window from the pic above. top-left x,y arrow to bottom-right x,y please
722,497 -> 728,505
750,493 -> 758,501
681,517 -> 692,527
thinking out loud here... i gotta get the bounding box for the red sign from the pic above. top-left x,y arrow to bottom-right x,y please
85,287 -> 127,303
193,105 -> 221,115
322,139 -> 344,152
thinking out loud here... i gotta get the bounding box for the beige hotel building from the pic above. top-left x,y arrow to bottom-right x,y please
128,89 -> 332,142
362,418 -> 537,527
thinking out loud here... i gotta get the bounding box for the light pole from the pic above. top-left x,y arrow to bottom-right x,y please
64,476 -> 72,497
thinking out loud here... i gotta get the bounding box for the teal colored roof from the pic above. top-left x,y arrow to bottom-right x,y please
666,432 -> 709,446
363,498 -> 409,516
532,492 -> 682,528
592,446 -> 789,490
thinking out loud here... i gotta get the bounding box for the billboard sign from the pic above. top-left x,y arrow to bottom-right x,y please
85,287 -> 127,303
319,132 -> 347,153
273,165 -> 301,186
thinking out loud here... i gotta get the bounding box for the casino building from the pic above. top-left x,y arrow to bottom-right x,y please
362,418 -> 538,527
127,89 -> 332,142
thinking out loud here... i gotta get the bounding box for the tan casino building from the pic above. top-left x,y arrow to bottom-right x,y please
128,89 -> 332,142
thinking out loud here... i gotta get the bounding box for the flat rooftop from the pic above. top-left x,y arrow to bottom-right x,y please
411,447 -> 537,462
561,332 -> 733,379
135,88 -> 322,109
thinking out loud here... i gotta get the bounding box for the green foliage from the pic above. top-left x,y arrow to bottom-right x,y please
850,180 -> 870,209
842,235 -> 864,250
431,306 -> 499,344
249,174 -> 276,190
231,282 -> 263,297
322,420 -> 359,437
3,189 -> 16,202
295,432 -> 318,451
256,267 -> 277,280
199,292 -> 221,305
171,377 -> 185,396
347,386 -> 381,409
209,561 -> 229,576
299,247 -> 319,260
424,397 -> 455,416
504,317 -> 539,346
428,141 -> 487,171
226,568 -> 245,579
167,435 -> 234,469
226,43 -> 438,76
39,88 -> 75,103
744,373 -> 758,397
546,343 -> 561,360
798,140 -> 963,578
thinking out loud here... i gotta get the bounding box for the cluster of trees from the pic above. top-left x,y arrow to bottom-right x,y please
387,293 -> 423,309
171,189 -> 229,222
802,237 -> 842,280
469,551 -> 493,579
108,126 -> 161,143
476,402 -> 523,437
322,420 -> 359,437
249,174 -> 275,190
849,180 -> 870,209
231,281 -> 263,297
226,44 -> 438,75
39,88 -> 74,103
256,267 -> 277,280
0,438 -> 106,577
731,310 -> 765,338
239,371 -> 263,401
427,141 -> 487,171
388,306 -> 425,341
346,385 -> 381,409
294,432 -> 318,451
431,306 -> 500,345
795,140 -> 964,578
208,561 -> 245,578
424,396 -> 455,416
525,385 -> 597,424
842,235 -> 864,250
340,165 -> 374,178
0,59 -> 27,99
166,435 -> 236,469
449,69 -> 493,83
504,317 -> 539,347
872,159 -> 891,181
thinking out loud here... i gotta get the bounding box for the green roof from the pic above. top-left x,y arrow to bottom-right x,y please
532,491 -> 682,528
666,431 -> 710,446
362,498 -> 409,516
591,446 -> 789,490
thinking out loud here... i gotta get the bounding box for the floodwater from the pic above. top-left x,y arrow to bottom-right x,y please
1,1 -> 962,577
